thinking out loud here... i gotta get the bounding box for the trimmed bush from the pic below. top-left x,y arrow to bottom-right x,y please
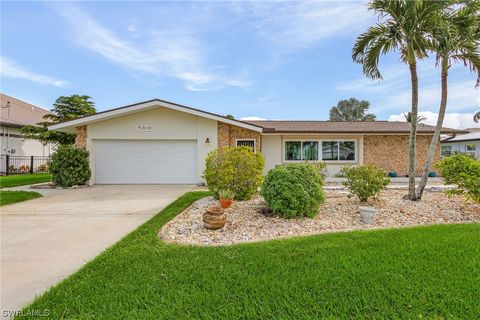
304,161 -> 328,179
49,145 -> 91,187
203,146 -> 265,201
436,154 -> 480,203
341,165 -> 390,202
261,163 -> 325,218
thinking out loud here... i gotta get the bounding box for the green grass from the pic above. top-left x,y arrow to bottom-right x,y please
0,190 -> 42,206
0,173 -> 51,188
21,191 -> 480,319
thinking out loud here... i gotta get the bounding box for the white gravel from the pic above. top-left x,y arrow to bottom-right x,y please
159,190 -> 480,246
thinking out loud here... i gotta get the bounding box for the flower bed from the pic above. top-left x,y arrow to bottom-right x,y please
159,190 -> 480,246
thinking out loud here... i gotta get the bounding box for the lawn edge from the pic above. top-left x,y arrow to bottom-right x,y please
18,190 -> 213,315
0,190 -> 43,207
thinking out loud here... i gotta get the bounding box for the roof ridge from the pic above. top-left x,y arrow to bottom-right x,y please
0,92 -> 50,113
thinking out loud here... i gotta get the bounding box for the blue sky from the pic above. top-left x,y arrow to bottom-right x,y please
1,1 -> 479,128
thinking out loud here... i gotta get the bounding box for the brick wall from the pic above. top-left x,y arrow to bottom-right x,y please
75,125 -> 87,149
363,135 -> 440,176
217,122 -> 261,152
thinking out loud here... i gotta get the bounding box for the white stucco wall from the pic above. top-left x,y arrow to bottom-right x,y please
441,140 -> 480,159
85,107 -> 217,184
1,126 -> 53,156
261,134 -> 364,176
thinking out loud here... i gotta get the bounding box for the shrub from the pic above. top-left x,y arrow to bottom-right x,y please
261,163 -> 325,218
203,146 -> 265,201
49,145 -> 91,187
436,154 -> 480,203
341,165 -> 390,202
304,161 -> 328,178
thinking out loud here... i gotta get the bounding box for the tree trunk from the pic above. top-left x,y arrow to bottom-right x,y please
407,61 -> 419,200
416,58 -> 448,199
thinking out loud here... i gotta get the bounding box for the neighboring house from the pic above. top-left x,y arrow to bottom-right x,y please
441,128 -> 480,159
0,93 -> 54,156
50,99 -> 463,185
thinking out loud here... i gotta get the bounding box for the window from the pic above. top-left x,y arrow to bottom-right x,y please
339,141 -> 355,160
285,141 -> 318,161
285,141 -> 302,160
285,140 -> 354,162
236,139 -> 255,151
322,141 -> 338,161
466,144 -> 476,156
302,141 -> 319,161
441,145 -> 452,158
322,141 -> 356,161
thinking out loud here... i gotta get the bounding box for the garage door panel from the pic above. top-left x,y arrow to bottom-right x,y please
95,140 -> 197,184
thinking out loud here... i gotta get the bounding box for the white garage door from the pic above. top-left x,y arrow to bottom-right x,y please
95,140 -> 197,184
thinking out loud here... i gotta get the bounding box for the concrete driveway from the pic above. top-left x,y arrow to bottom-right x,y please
0,185 -> 195,315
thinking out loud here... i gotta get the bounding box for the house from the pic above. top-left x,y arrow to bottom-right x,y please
1,93 -> 54,156
50,99 -> 463,185
441,128 -> 480,159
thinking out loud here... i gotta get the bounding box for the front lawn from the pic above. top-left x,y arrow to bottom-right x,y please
21,191 -> 480,319
0,190 -> 42,206
0,173 -> 51,188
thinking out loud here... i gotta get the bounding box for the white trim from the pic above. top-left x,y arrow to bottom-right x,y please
263,132 -> 437,136
49,100 -> 263,133
283,139 -> 358,164
235,139 -> 256,151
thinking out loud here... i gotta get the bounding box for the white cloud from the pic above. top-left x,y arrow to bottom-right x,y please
240,116 -> 267,121
388,111 -> 479,130
0,56 -> 68,87
51,4 -> 248,91
337,60 -> 480,114
231,1 -> 372,50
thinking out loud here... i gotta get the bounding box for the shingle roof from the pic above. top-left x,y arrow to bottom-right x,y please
442,131 -> 480,143
0,93 -> 50,127
244,120 -> 464,134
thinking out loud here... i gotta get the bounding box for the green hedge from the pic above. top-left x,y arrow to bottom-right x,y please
261,163 -> 325,218
203,146 -> 265,200
341,165 -> 390,202
436,153 -> 480,203
49,145 -> 91,187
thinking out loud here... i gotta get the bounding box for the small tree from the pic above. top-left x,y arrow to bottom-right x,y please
49,145 -> 91,187
341,165 -> 390,202
436,154 -> 480,203
203,146 -> 265,201
21,95 -> 96,146
329,98 -> 376,121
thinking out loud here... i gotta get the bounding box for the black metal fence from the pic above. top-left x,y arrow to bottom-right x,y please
0,155 -> 50,175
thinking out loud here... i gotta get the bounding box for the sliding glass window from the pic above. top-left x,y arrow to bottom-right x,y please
285,141 -> 318,161
322,141 -> 355,161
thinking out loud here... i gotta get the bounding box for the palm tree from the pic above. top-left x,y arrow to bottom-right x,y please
329,98 -> 376,121
403,112 -> 427,123
474,111 -> 480,123
416,2 -> 480,199
352,0 -> 446,200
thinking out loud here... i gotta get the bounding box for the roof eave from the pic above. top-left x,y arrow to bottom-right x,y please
0,121 -> 25,128
49,99 -> 263,133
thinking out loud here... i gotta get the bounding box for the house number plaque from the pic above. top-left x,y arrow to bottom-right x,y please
136,125 -> 153,132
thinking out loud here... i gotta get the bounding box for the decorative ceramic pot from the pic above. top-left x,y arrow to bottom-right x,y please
203,205 -> 226,230
388,171 -> 398,178
359,206 -> 376,224
219,198 -> 233,209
